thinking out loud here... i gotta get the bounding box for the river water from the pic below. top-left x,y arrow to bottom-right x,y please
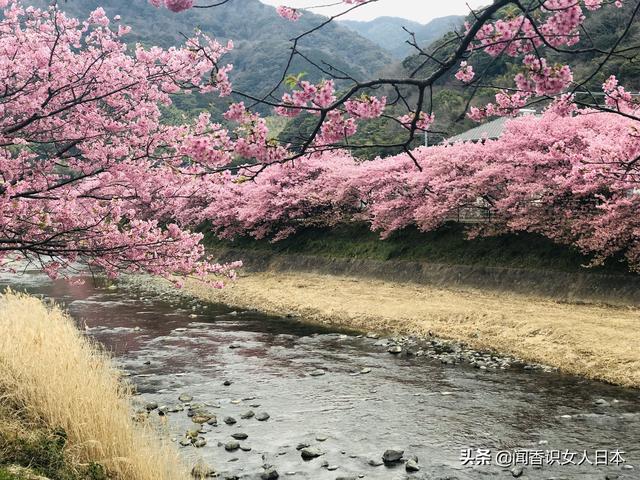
1,268 -> 639,480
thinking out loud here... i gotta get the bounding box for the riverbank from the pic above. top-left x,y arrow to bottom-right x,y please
183,270 -> 640,388
0,291 -> 188,480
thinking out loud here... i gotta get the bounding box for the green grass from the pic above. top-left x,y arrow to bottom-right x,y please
0,469 -> 20,480
0,426 -> 106,480
204,223 -> 635,275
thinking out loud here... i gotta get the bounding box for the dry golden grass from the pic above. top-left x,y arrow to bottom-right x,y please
0,291 -> 188,480
184,271 -> 640,388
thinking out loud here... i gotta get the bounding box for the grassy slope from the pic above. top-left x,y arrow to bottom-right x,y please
205,223 -> 634,275
0,418 -> 102,480
0,293 -> 188,480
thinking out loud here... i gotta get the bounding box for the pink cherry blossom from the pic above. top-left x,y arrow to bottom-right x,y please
276,6 -> 302,21
455,61 -> 475,83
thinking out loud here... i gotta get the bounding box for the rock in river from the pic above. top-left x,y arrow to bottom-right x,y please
387,345 -> 402,354
510,465 -> 524,477
231,432 -> 248,440
256,412 -> 270,421
179,394 -> 193,403
240,410 -> 255,419
260,467 -> 279,480
225,441 -> 240,451
382,449 -> 404,463
405,459 -> 420,472
300,447 -> 324,459
192,413 -> 213,424
224,416 -> 237,425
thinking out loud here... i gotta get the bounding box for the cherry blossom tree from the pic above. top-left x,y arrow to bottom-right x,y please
0,1 -> 245,282
3,0 -> 640,281
201,108 -> 640,269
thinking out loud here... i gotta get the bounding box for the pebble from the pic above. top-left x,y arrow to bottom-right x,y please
194,438 -> 207,448
510,465 -> 524,477
144,402 -> 158,411
300,447 -> 324,459
225,441 -> 240,451
387,345 -> 402,354
367,459 -> 383,467
231,432 -> 248,440
382,449 -> 404,463
240,410 -> 255,419
223,380 -> 233,386
192,414 -> 213,424
224,416 -> 237,425
256,412 -> 270,421
309,369 -> 326,376
178,394 -> 193,403
261,468 -> 279,480
405,459 -> 420,472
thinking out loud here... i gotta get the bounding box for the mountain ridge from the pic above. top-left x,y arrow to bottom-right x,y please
26,0 -> 394,96
340,15 -> 465,59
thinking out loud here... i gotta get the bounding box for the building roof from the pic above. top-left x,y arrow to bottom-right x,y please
446,116 -> 511,143
445,110 -> 539,144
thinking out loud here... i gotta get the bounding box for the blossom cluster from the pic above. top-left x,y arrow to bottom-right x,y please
200,109 -> 640,270
465,0 -> 624,120
0,1 -> 240,282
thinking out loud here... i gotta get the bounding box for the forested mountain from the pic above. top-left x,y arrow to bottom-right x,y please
341,15 -> 465,59
28,0 -> 393,96
281,1 -> 640,158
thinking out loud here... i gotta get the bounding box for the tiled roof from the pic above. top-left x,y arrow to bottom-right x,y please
446,117 -> 510,143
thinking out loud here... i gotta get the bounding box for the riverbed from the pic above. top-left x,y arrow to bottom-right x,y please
1,269 -> 638,480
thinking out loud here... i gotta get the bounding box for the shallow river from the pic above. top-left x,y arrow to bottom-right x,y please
1,269 -> 639,480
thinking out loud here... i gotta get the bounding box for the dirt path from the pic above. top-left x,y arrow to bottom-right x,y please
184,272 -> 640,388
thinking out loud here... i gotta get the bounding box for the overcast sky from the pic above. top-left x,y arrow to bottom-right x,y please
259,0 -> 489,24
